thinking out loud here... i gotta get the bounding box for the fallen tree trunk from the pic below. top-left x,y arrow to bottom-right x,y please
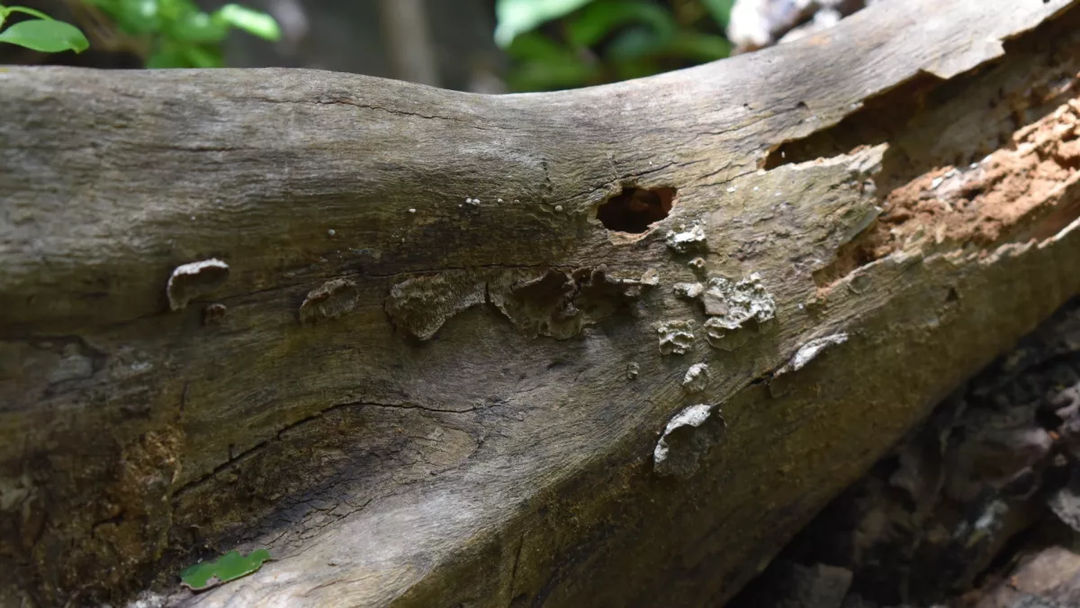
732,298 -> 1080,607
3,0 -> 1080,606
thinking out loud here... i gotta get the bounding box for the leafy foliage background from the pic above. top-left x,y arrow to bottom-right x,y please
496,0 -> 735,91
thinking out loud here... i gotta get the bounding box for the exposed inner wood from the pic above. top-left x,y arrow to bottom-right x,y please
816,92 -> 1080,288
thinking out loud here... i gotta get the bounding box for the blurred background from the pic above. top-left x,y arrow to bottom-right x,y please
0,0 -> 876,92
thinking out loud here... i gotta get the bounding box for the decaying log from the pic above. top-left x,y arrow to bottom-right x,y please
3,0 -> 1080,606
731,298 -> 1080,607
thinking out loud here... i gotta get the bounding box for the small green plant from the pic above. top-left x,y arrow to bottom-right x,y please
0,4 -> 89,53
86,0 -> 281,68
495,0 -> 735,91
180,548 -> 272,591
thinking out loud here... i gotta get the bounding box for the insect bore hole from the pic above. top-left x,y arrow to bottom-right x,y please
596,185 -> 677,234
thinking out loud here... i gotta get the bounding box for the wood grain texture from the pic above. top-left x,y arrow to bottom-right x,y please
2,0 -> 1080,606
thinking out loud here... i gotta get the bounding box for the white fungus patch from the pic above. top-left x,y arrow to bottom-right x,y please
673,282 -> 705,300
665,224 -> 707,254
704,317 -> 753,351
166,258 -> 229,311
655,320 -> 695,355
299,279 -> 361,325
639,268 -> 660,286
385,273 -> 486,340
776,333 -> 848,375
682,363 -> 709,393
653,403 -> 726,478
687,257 -> 707,275
702,272 -> 775,329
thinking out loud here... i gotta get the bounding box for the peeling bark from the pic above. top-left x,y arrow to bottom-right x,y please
3,1 -> 1080,606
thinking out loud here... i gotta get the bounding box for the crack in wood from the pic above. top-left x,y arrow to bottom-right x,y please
172,399 -> 482,499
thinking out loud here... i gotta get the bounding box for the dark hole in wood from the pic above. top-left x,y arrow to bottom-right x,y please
596,186 -> 676,233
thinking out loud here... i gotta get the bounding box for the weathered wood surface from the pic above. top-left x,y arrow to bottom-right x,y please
3,0 -> 1080,606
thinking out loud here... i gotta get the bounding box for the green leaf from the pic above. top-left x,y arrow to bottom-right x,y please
665,31 -> 730,61
702,0 -> 735,28
0,19 -> 89,53
612,56 -> 661,82
505,31 -> 596,91
604,26 -> 666,62
3,6 -> 59,22
505,30 -> 577,62
507,58 -> 597,91
214,4 -> 280,41
147,47 -> 186,68
87,0 -> 161,35
567,0 -> 675,48
170,11 -> 227,44
146,41 -> 222,68
180,43 -> 223,67
494,0 -> 594,47
180,549 -> 272,591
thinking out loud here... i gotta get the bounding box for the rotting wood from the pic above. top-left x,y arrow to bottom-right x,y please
3,0 -> 1080,606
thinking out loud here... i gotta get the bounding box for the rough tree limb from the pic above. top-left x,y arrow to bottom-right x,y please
3,0 -> 1080,606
